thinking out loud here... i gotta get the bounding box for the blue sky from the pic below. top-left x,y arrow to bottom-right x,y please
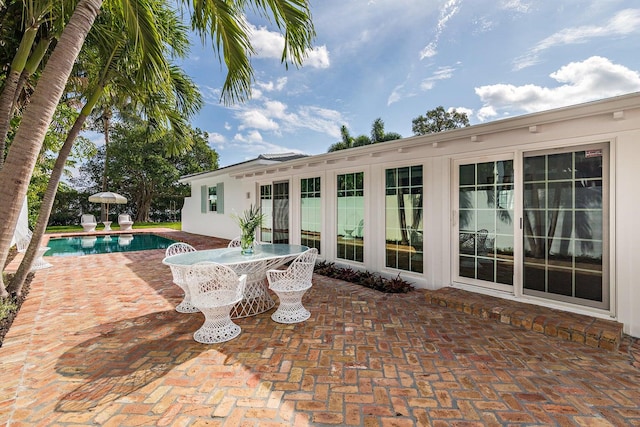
177,0 -> 640,167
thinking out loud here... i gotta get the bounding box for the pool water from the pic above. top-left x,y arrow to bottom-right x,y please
45,234 -> 176,257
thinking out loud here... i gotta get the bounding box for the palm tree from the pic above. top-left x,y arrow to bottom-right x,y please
328,119 -> 402,152
8,0 -> 202,295
0,0 -> 63,168
328,125 -> 354,152
0,0 -> 315,296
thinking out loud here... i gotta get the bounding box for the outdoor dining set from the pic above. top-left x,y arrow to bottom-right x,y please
162,241 -> 318,344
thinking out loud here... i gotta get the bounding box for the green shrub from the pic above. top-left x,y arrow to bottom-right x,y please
0,297 -> 17,321
314,261 -> 413,293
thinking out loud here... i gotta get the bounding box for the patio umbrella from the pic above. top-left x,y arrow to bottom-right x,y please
88,191 -> 127,222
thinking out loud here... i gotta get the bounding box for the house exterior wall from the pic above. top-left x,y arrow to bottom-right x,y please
180,93 -> 640,337
181,174 -> 256,240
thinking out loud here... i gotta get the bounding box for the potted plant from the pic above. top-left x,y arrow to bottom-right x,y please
232,204 -> 265,255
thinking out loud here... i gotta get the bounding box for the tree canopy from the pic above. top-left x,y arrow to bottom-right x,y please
0,0 -> 316,296
411,106 -> 470,135
77,120 -> 218,222
328,118 -> 401,152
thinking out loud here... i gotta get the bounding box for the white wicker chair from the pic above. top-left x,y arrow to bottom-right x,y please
165,242 -> 199,313
16,229 -> 33,253
81,214 -> 97,232
267,248 -> 318,324
118,214 -> 134,231
185,262 -> 247,343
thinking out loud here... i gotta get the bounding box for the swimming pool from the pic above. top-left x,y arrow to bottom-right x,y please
45,234 -> 177,257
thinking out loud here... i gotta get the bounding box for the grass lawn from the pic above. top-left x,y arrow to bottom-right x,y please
45,222 -> 182,233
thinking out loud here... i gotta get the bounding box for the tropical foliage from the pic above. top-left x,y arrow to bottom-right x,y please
75,121 -> 218,222
328,118 -> 401,152
314,261 -> 413,293
412,106 -> 470,135
0,0 -> 316,297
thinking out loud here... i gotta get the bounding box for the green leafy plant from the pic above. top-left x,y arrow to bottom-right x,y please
314,261 -> 413,294
232,204 -> 264,234
231,204 -> 265,253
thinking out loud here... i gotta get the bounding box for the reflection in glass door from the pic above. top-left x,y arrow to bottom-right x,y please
273,182 -> 289,244
260,185 -> 273,243
260,182 -> 290,244
523,145 -> 608,309
337,172 -> 364,262
457,159 -> 515,290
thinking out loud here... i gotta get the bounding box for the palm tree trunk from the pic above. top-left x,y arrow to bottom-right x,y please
10,37 -> 54,116
8,83 -> 103,294
0,69 -> 21,168
0,0 -> 103,297
9,112 -> 89,294
0,26 -> 39,169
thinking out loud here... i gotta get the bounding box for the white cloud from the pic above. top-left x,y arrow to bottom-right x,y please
250,25 -> 285,58
207,132 -> 226,145
501,0 -> 532,14
389,65 -> 456,105
419,43 -> 437,60
419,65 -> 456,90
387,81 -> 418,106
230,131 -> 305,158
304,45 -> 330,69
514,8 -> 640,70
257,77 -> 288,92
234,130 -> 264,143
233,96 -> 345,140
477,105 -> 498,122
237,110 -> 279,131
475,56 -> 640,120
419,0 -> 461,60
200,85 -> 222,105
295,106 -> 343,138
386,86 -> 404,106
249,24 -> 331,69
451,106 -> 474,118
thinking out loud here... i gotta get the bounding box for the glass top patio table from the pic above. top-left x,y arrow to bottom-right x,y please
163,244 -> 309,318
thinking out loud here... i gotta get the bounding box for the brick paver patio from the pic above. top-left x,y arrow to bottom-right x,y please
1,229 -> 639,426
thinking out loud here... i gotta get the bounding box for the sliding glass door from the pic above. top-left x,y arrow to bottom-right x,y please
455,157 -> 515,291
455,143 -> 609,310
260,181 -> 290,244
523,145 -> 608,309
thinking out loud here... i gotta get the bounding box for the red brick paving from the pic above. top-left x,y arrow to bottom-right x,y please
1,229 -> 639,426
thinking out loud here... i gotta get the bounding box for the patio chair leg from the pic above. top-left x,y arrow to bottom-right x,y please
193,306 -> 241,343
175,283 -> 200,313
271,289 -> 311,324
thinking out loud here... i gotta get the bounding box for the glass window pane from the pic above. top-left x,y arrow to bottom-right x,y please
337,172 -> 364,262
460,164 -> 475,186
576,150 -> 603,179
458,159 -> 514,287
459,188 -> 476,209
301,177 -> 321,253
496,160 -> 513,185
477,162 -> 495,185
524,156 -> 545,182
385,166 -> 423,272
523,147 -> 607,307
548,153 -> 572,181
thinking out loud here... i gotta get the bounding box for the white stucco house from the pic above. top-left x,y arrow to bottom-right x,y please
180,92 -> 640,338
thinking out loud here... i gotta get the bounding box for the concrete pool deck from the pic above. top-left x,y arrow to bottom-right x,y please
1,228 -> 639,425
